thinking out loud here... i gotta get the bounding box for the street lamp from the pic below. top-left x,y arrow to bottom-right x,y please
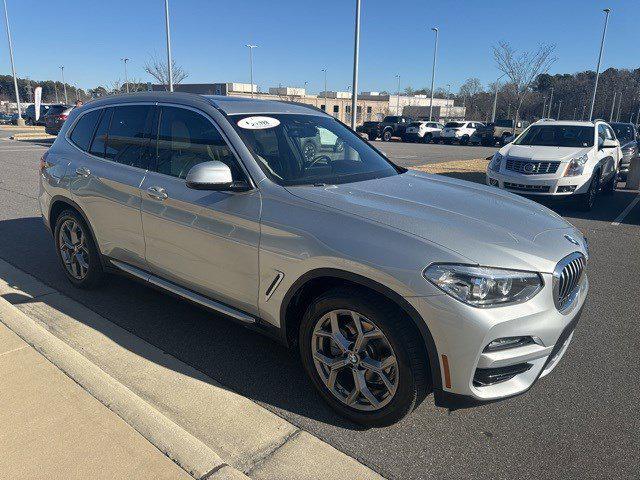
321,68 -> 327,110
245,44 -> 258,98
350,0 -> 361,129
2,0 -> 23,123
428,27 -> 439,121
615,91 -> 622,121
557,99 -> 563,119
164,0 -> 174,92
589,8 -> 611,121
491,72 -> 507,122
395,74 -> 401,115
121,57 -> 130,93
60,66 -> 68,104
547,87 -> 554,118
581,104 -> 587,120
609,91 -> 617,121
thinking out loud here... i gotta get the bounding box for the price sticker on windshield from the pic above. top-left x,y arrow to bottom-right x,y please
237,116 -> 281,130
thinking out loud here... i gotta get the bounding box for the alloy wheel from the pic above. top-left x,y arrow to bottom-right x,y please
311,309 -> 399,411
58,219 -> 90,280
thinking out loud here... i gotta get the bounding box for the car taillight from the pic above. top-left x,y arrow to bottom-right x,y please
39,151 -> 50,171
58,114 -> 68,120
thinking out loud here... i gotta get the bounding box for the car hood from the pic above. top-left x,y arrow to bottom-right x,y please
286,171 -> 586,273
500,144 -> 591,162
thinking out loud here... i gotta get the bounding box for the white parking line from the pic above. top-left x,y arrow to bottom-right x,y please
612,193 -> 640,226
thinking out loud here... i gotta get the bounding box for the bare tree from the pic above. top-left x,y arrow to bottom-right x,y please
493,42 -> 556,125
144,54 -> 189,90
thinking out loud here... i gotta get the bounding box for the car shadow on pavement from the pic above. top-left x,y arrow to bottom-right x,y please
0,216 -> 370,431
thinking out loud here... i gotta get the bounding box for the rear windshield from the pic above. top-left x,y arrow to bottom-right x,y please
495,119 -> 513,127
610,123 -> 635,143
231,113 -> 400,186
382,116 -> 399,123
444,122 -> 463,128
47,105 -> 68,115
514,125 -> 594,147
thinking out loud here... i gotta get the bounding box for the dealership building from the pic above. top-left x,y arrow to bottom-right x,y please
151,82 -> 465,124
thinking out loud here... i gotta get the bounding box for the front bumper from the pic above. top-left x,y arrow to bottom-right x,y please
486,167 -> 591,196
406,272 -> 588,407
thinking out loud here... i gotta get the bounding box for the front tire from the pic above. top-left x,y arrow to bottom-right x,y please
382,130 -> 392,142
460,135 -> 470,145
576,171 -> 600,211
54,210 -> 104,289
422,133 -> 432,144
601,172 -> 616,195
299,288 -> 429,426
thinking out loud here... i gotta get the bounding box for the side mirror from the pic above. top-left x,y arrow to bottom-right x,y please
600,138 -> 617,150
186,161 -> 249,191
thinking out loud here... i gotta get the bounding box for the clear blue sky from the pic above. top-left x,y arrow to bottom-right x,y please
1,0 -> 637,93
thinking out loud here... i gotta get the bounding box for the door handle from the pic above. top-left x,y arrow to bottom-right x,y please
146,186 -> 168,201
75,166 -> 91,178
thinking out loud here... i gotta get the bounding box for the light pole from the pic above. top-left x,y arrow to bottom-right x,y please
557,100 -> 563,119
245,44 -> 258,98
2,0 -> 23,123
615,91 -> 622,121
428,27 -> 439,121
321,68 -> 327,110
573,106 -> 577,120
395,74 -> 401,115
121,58 -> 130,93
581,104 -> 587,120
164,0 -> 174,92
589,8 -> 611,121
609,91 -> 617,121
350,0 -> 361,128
547,87 -> 554,118
54,83 -> 59,103
541,97 -> 546,120
60,66 -> 68,104
492,73 -> 507,122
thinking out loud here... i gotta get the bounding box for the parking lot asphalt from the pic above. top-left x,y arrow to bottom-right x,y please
1,137 -> 638,480
371,140 -> 497,167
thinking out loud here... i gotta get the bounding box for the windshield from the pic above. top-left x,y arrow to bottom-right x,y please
232,113 -> 400,186
610,123 -> 635,143
444,122 -> 463,128
514,125 -> 594,147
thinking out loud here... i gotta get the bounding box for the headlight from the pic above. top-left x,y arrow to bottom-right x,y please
564,154 -> 588,177
423,264 -> 543,307
488,153 -> 503,172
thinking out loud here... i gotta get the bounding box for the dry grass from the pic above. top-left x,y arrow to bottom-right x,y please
0,125 -> 45,131
411,158 -> 489,184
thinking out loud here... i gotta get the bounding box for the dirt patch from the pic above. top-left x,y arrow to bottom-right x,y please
411,158 -> 489,184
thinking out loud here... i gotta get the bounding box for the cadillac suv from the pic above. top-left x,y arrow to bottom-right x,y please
40,93 -> 588,426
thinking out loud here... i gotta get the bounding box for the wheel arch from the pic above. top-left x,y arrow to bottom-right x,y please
280,268 -> 442,392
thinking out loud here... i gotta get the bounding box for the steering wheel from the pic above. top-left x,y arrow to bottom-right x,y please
305,154 -> 332,169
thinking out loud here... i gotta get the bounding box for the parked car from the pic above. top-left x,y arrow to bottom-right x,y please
475,119 -> 530,146
40,92 -> 588,425
0,112 -> 12,125
356,121 -> 380,141
486,120 -> 621,210
10,113 -> 22,125
377,115 -> 413,142
440,121 -> 484,145
609,122 -> 638,182
402,120 -> 444,143
44,104 -> 73,135
24,104 -> 51,126
301,127 -> 344,160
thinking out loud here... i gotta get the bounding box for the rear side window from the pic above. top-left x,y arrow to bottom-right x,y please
154,106 -> 241,180
105,105 -> 153,168
90,108 -> 112,157
70,109 -> 101,151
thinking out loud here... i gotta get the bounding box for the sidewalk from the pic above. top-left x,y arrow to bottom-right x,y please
0,321 -> 192,480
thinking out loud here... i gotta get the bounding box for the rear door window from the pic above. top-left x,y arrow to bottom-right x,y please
105,105 -> 154,168
89,108 -> 113,157
69,109 -> 101,151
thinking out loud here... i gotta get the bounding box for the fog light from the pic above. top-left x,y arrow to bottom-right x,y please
484,336 -> 534,352
557,185 -> 577,193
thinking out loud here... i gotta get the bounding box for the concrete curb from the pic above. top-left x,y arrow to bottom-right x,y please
0,297 -> 247,480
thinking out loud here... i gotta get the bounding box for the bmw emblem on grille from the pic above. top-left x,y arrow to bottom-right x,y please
564,234 -> 581,246
523,163 -> 535,173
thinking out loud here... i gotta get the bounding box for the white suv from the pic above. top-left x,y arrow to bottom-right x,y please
402,120 -> 444,143
440,121 -> 483,145
486,120 -> 621,210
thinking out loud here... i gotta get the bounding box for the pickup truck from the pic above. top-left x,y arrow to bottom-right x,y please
475,119 -> 530,146
356,121 -> 380,141
377,115 -> 414,142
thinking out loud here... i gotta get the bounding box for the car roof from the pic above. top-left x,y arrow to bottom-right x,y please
533,119 -> 596,126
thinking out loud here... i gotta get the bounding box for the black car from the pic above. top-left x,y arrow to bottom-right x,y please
44,104 -> 74,135
24,104 -> 51,126
610,122 -> 638,181
356,121 -> 380,141
377,116 -> 413,142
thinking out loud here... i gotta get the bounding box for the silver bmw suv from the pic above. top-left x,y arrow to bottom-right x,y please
39,92 -> 589,426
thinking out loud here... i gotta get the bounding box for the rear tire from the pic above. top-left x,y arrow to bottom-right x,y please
382,130 -> 392,142
460,135 -> 470,145
299,287 -> 430,426
54,210 -> 105,289
422,133 -> 432,144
